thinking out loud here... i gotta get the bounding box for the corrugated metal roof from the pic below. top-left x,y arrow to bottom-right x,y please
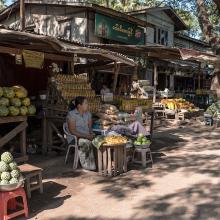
86,43 -> 220,64
0,1 -> 152,28
0,26 -> 136,66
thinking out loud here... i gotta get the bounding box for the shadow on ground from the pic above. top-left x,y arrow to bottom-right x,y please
133,182 -> 220,220
28,181 -> 71,218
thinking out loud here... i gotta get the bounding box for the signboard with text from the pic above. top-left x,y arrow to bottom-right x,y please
95,13 -> 145,45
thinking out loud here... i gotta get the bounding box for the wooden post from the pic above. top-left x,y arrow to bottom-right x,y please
113,62 -> 120,93
42,109 -> 47,155
20,129 -> 26,156
153,63 -> 158,103
198,63 -> 201,90
20,0 -> 25,31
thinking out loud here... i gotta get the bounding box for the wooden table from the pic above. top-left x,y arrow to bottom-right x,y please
0,116 -> 28,163
98,143 -> 127,177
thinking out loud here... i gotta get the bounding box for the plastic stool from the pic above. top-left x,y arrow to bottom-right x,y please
0,187 -> 28,220
133,147 -> 153,168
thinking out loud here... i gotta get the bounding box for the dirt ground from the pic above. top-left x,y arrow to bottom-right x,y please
17,122 -> 220,220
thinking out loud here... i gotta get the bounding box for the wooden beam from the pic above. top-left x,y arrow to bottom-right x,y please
0,46 -> 73,62
148,52 -> 180,60
0,121 -> 27,148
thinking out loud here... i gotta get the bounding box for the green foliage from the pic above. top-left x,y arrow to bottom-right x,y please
0,0 -> 5,11
90,0 -> 219,39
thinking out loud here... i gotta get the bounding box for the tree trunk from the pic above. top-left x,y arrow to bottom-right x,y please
196,0 -> 220,98
106,0 -> 110,7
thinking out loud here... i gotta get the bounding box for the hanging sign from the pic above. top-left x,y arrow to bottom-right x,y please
23,50 -> 44,69
95,13 -> 145,45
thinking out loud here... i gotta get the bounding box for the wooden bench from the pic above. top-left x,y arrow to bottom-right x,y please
18,164 -> 43,199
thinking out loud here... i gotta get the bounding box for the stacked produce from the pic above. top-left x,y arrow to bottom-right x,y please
206,101 -> 220,117
54,74 -> 101,113
95,104 -> 121,130
104,135 -> 127,145
0,152 -> 21,185
115,96 -> 153,111
134,133 -> 151,146
0,86 -> 36,117
92,135 -> 127,149
161,98 -> 195,111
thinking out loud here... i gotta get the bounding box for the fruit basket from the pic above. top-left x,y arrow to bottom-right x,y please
0,152 -> 23,191
134,134 -> 151,148
134,143 -> 151,149
0,175 -> 24,192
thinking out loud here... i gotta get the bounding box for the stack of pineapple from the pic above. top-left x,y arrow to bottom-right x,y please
54,74 -> 101,113
0,152 -> 21,185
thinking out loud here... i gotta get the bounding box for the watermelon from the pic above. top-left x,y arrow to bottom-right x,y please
0,97 -> 9,106
13,86 -> 28,98
0,106 -> 9,116
22,97 -> 30,107
10,98 -> 22,107
8,106 -> 20,116
20,106 -> 28,116
3,87 -> 15,99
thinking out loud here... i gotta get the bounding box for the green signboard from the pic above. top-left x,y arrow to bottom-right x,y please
95,13 -> 145,45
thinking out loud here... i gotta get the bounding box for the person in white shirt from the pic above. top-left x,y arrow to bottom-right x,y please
100,84 -> 110,95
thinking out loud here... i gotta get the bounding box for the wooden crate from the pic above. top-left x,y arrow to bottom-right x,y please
98,144 -> 127,177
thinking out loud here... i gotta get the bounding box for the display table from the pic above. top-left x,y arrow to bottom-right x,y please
0,116 -> 28,163
98,143 -> 127,177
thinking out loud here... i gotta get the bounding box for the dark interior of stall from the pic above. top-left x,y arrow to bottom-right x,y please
0,53 -> 54,154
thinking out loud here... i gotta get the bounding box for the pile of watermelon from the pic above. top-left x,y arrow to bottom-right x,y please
0,152 -> 21,185
0,86 -> 36,117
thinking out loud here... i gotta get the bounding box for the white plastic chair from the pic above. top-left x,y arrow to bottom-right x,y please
63,123 -> 79,170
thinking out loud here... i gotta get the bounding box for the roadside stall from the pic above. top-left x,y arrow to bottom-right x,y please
88,43 -> 219,122
0,27 -> 149,178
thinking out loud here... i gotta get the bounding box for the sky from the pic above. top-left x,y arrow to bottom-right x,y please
6,0 -> 13,6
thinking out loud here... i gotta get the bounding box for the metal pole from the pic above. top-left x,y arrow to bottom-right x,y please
20,0 -> 25,31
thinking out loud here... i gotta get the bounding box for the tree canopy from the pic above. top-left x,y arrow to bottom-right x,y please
91,0 -> 219,39
0,0 -> 5,10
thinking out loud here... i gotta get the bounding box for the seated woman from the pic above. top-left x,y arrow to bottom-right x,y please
66,96 -> 96,171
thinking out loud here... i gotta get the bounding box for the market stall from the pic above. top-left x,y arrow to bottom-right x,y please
87,43 -> 220,122
0,85 -> 36,163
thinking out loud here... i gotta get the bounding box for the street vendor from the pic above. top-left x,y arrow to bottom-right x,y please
100,84 -> 111,95
66,96 -> 96,171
